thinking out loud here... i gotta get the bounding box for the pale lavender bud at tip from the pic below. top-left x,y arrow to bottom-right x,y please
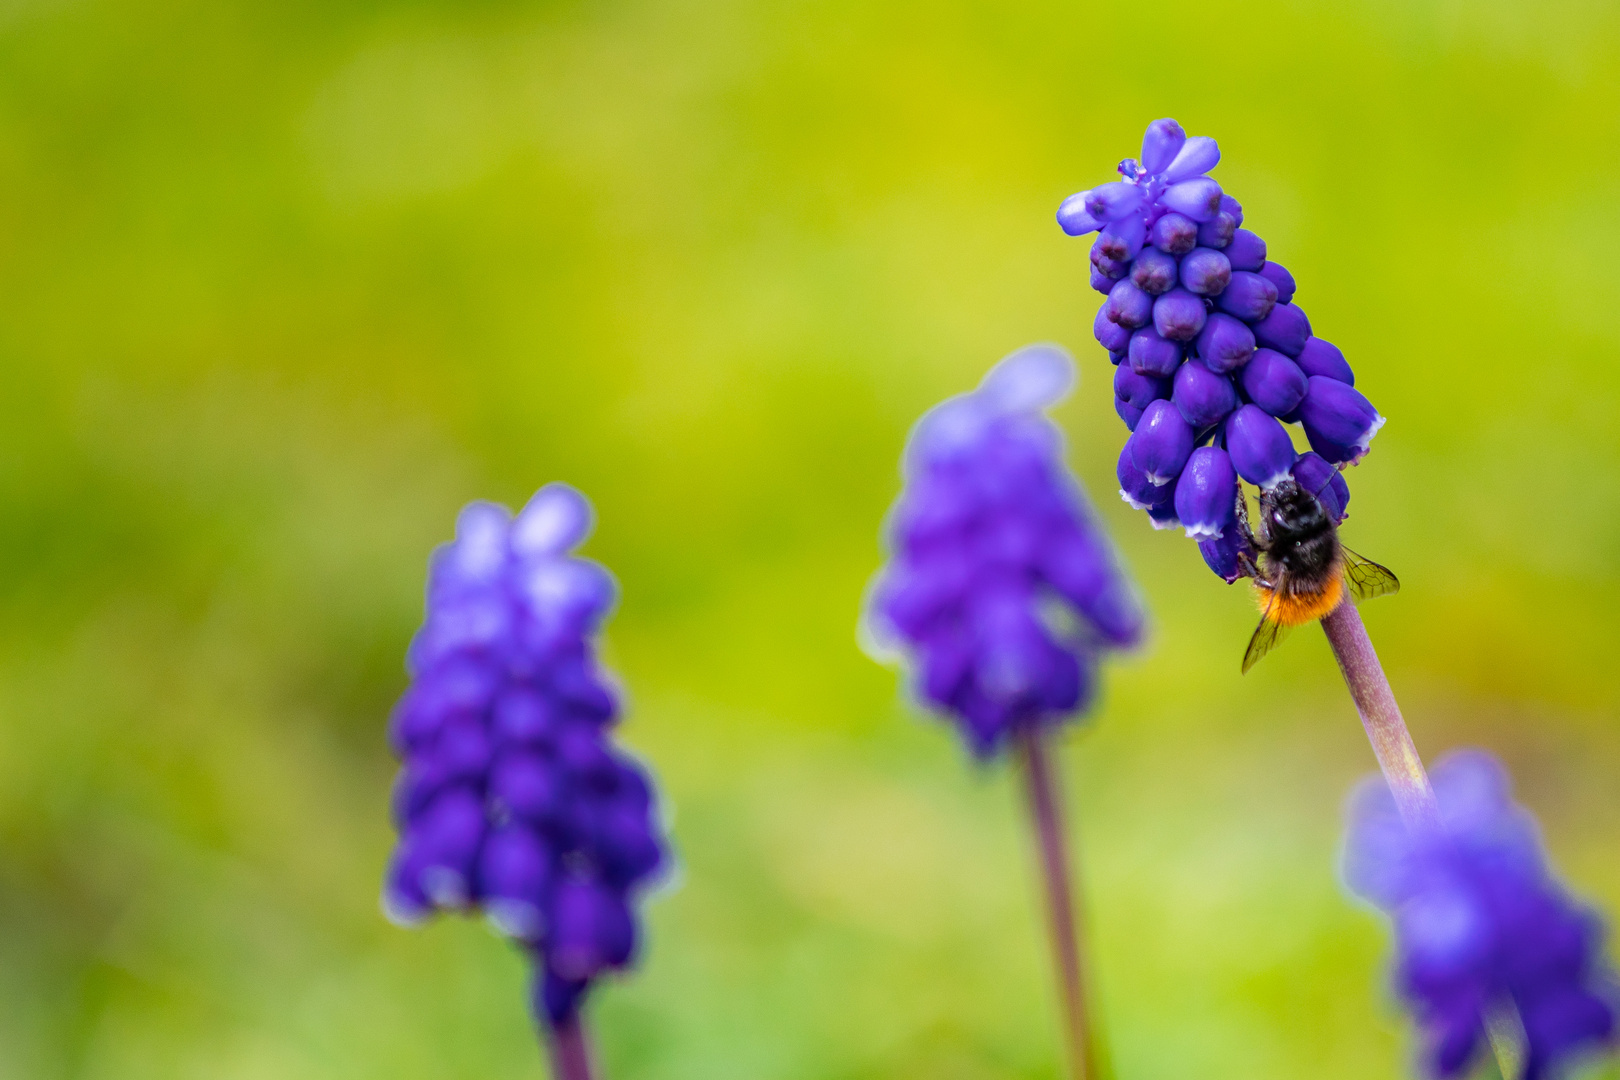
1057,191 -> 1102,236
1162,135 -> 1220,183
1140,119 -> 1187,174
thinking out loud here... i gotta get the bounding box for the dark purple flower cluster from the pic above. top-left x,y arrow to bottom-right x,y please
1344,750 -> 1617,1080
865,345 -> 1143,757
1057,118 -> 1383,582
384,484 -> 669,1025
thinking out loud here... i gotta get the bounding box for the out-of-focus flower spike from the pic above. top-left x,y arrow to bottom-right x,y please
1141,118 -> 1187,174
1173,446 -> 1238,540
1225,404 -> 1297,488
1057,191 -> 1103,236
1163,135 -> 1220,183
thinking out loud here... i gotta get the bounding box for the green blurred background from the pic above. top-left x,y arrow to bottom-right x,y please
2,0 -> 1618,1076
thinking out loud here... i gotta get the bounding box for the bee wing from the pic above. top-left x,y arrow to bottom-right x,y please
1241,589 -> 1298,674
1342,547 -> 1400,603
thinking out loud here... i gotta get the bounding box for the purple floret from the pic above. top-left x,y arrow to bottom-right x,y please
866,345 -> 1143,757
1054,117 -> 1386,580
1343,750 -> 1618,1080
384,484 -> 670,1025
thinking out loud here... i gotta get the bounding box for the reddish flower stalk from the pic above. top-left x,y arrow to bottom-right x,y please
547,1013 -> 597,1080
1018,725 -> 1102,1080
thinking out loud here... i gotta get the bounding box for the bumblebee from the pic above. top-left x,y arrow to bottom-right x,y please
1234,479 -> 1398,673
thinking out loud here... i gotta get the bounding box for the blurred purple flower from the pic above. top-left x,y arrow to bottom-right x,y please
1059,118 -> 1384,576
1344,750 -> 1617,1080
384,484 -> 670,1026
864,345 -> 1143,756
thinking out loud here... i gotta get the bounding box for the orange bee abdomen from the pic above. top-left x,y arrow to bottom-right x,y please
1253,569 -> 1345,626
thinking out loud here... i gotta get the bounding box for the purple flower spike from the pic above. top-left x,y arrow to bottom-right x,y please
1161,178 -> 1224,223
1258,261 -> 1296,305
1094,306 -> 1132,353
1141,118 -> 1187,174
1253,302 -> 1312,357
1239,348 -> 1309,417
1129,248 -> 1178,295
1344,750 -> 1618,1080
1057,191 -> 1102,236
1194,313 -> 1256,374
1179,247 -> 1232,297
1225,229 -> 1267,272
1198,529 -> 1254,583
1153,287 -> 1207,342
1163,135 -> 1220,183
385,483 -> 671,1028
1085,181 -> 1146,222
1059,118 -> 1383,578
1172,357 -> 1239,428
1149,212 -> 1198,255
1097,215 -> 1147,262
1225,404 -> 1297,489
1127,326 -> 1182,378
1128,399 -> 1195,486
1216,271 -> 1279,322
1297,337 -> 1355,385
1104,278 -> 1154,329
1299,376 -> 1385,464
1173,446 -> 1238,540
1291,451 -> 1349,523
867,344 -> 1143,756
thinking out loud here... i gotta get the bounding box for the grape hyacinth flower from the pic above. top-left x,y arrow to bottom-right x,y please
1344,750 -> 1617,1079
1057,118 -> 1384,567
385,484 -> 669,1080
864,344 -> 1143,1080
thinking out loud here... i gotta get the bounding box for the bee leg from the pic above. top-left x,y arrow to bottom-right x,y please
1232,487 -> 1264,580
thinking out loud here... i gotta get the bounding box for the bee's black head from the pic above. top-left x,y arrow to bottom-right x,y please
1262,479 -> 1329,540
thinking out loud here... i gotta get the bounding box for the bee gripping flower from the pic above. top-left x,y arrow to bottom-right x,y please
866,344 -> 1144,757
384,484 -> 670,1027
1343,750 -> 1618,1080
1056,118 -> 1386,578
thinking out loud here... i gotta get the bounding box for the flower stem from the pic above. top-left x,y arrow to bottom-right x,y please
1319,599 -> 1519,1078
1017,724 -> 1101,1080
547,1012 -> 598,1080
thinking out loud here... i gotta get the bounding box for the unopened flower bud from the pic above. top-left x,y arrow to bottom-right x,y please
1104,278 -> 1154,329
1084,181 -> 1146,222
1056,191 -> 1102,236
1128,400 -> 1195,486
1094,306 -> 1132,353
1196,213 -> 1236,249
1238,348 -> 1309,417
1215,271 -> 1278,322
1161,178 -> 1223,223
1193,313 -> 1256,373
1172,357 -> 1239,428
1162,136 -> 1220,183
1152,287 -> 1207,342
1129,248 -> 1178,295
1096,214 -> 1147,262
1174,446 -> 1238,540
1252,302 -> 1312,357
1127,326 -> 1182,377
1258,261 -> 1295,305
1224,229 -> 1267,272
1296,337 -> 1354,385
1140,119 -> 1187,174
1298,376 -> 1384,465
1225,404 -> 1296,488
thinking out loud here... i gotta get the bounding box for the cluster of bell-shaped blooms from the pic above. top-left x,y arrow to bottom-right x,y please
1057,118 -> 1383,582
865,345 -> 1143,757
1344,750 -> 1617,1080
384,484 -> 669,1026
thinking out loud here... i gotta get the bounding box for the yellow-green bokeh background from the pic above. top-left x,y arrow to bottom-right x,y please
3,0 -> 1619,1077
